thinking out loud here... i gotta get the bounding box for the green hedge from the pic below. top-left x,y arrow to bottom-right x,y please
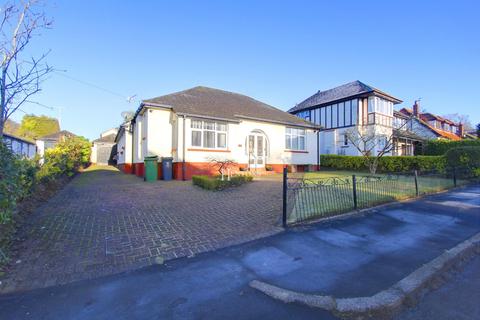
423,139 -> 480,155
192,175 -> 253,190
320,155 -> 446,173
445,147 -> 480,176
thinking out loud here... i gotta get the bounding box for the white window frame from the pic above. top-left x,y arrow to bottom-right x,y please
285,127 -> 306,151
190,119 -> 228,149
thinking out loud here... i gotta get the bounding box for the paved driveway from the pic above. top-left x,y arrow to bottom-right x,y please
0,185 -> 479,320
0,166 -> 282,293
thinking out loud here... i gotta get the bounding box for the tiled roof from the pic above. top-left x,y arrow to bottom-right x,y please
142,86 -> 318,128
428,127 -> 462,141
289,80 -> 402,113
398,108 -> 462,140
3,133 -> 35,144
38,130 -> 77,141
93,133 -> 116,144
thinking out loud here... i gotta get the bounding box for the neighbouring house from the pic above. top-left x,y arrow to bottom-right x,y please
2,133 -> 36,158
289,81 -> 402,156
36,130 -> 77,160
91,128 -> 118,165
115,86 -> 319,180
398,101 -> 465,141
392,110 -> 425,155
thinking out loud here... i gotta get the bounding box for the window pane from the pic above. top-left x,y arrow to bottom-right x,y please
286,135 -> 291,149
249,135 -> 255,153
292,136 -> 299,150
204,121 -> 215,130
299,136 -> 305,150
217,132 -> 226,148
203,131 -> 215,148
257,136 -> 264,156
216,123 -> 227,131
286,127 -> 292,134
298,129 -> 305,136
192,130 -> 202,147
191,120 -> 202,129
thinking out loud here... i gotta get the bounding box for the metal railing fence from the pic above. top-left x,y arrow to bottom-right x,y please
282,167 -> 479,226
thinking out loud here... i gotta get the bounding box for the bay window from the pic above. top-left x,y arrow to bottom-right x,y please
286,127 -> 306,151
191,119 -> 228,149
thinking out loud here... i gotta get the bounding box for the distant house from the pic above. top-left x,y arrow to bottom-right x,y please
36,130 -> 77,159
2,133 -> 36,158
289,81 -> 402,156
116,86 -> 319,179
91,128 -> 118,165
392,111 -> 425,156
399,101 -> 465,141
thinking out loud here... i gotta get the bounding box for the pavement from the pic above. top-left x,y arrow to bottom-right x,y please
0,166 -> 282,293
0,185 -> 479,320
395,255 -> 480,320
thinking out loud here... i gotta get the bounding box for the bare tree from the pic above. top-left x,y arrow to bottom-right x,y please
441,113 -> 473,131
0,0 -> 52,137
207,156 -> 236,180
345,116 -> 413,174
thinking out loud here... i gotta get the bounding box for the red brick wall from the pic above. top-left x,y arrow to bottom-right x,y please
123,162 -> 320,180
133,163 -> 144,177
117,163 -> 134,174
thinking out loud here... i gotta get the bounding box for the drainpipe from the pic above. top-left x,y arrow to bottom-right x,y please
131,121 -> 135,174
182,115 -> 186,181
316,130 -> 320,170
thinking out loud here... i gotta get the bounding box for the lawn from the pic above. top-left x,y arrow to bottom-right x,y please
288,170 -> 465,223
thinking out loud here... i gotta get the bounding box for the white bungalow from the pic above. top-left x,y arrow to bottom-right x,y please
115,86 -> 319,180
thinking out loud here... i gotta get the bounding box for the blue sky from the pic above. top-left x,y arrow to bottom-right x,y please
14,0 -> 480,139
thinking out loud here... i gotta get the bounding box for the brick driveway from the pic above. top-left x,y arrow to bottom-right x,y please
0,166 -> 282,294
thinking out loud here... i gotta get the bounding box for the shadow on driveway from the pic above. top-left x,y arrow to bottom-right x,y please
0,185 -> 479,319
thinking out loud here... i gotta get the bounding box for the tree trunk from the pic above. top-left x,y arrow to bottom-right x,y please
0,68 -> 6,138
0,118 -> 4,138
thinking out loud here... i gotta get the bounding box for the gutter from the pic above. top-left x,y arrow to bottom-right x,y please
234,114 -> 320,130
176,112 -> 241,123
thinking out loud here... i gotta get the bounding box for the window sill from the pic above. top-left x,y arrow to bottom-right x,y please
188,148 -> 231,153
284,150 -> 308,153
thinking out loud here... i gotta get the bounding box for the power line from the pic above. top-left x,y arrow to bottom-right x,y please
52,69 -> 138,102
25,100 -> 55,110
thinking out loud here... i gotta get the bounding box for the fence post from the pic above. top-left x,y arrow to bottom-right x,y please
352,175 -> 358,210
414,170 -> 419,197
282,166 -> 288,228
453,167 -> 457,187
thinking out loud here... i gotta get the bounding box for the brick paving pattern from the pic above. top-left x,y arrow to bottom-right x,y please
0,166 -> 282,294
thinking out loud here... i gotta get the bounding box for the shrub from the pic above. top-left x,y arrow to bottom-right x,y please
192,174 -> 253,190
0,141 -> 38,224
423,139 -> 480,155
445,146 -> 480,176
36,136 -> 91,182
320,155 -> 446,173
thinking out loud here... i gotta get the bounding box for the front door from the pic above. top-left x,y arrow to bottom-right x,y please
248,133 -> 266,169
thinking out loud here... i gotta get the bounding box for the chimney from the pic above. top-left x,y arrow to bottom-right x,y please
413,100 -> 420,117
459,123 -> 464,137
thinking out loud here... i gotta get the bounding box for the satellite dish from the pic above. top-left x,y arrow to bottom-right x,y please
121,111 -> 134,121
